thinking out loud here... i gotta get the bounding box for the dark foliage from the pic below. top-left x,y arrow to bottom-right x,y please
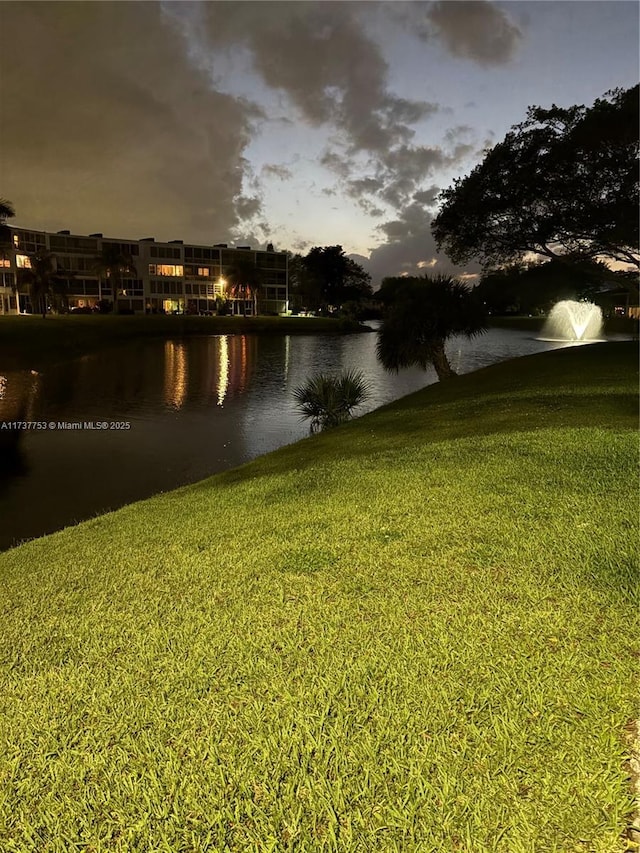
376,274 -> 487,381
432,85 -> 639,271
300,246 -> 372,312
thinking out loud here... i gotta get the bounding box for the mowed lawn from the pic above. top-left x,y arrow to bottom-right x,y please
0,342 -> 637,853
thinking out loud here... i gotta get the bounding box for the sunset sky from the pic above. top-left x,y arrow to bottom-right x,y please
1,1 -> 638,285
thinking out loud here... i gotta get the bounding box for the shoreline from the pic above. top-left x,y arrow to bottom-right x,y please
0,314 -> 373,372
2,340 -> 636,552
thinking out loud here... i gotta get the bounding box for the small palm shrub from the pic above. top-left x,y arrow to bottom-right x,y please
292,369 -> 372,432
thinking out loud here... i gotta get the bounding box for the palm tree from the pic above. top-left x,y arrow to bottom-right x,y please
293,369 -> 371,432
92,245 -> 138,315
0,198 -> 15,223
376,274 -> 487,382
18,251 -> 59,318
49,264 -> 74,314
225,258 -> 264,315
0,200 -> 17,313
0,199 -> 15,268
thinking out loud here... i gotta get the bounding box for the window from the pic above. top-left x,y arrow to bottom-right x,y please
222,249 -> 256,266
72,257 -> 99,272
48,236 -> 98,254
187,247 -> 215,261
104,241 -> 139,257
12,234 -> 19,248
0,258 -> 9,268
148,264 -> 183,277
197,267 -> 210,277
150,246 -> 181,260
16,255 -> 31,268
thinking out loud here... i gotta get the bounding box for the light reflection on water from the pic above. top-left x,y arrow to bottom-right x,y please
0,328 -> 616,550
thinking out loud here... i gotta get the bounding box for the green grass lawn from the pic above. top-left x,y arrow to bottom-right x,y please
0,342 -> 638,852
0,314 -> 369,372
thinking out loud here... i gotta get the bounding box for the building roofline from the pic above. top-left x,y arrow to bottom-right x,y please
6,225 -> 284,254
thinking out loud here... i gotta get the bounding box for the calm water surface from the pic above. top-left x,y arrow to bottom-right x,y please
0,328 -> 609,549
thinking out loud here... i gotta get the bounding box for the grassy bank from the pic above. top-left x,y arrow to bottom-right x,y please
0,342 -> 638,852
0,314 -> 370,372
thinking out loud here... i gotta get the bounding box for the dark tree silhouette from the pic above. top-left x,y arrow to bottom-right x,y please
92,246 -> 138,315
287,251 -> 322,313
376,274 -> 487,382
432,85 -> 639,271
18,251 -> 61,318
302,246 -> 372,311
225,257 -> 264,315
0,198 -> 15,260
0,198 -> 15,222
475,256 -> 630,316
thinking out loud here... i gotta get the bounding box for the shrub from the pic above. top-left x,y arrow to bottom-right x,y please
292,369 -> 371,432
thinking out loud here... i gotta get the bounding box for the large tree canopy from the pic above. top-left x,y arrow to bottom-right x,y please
301,245 -> 372,311
431,85 -> 639,271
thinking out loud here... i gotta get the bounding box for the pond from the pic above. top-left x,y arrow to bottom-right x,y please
0,327 -> 617,550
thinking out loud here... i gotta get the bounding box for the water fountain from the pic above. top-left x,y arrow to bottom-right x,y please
540,299 -> 604,342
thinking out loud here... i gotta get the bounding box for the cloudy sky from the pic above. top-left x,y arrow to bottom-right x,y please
1,1 -> 638,285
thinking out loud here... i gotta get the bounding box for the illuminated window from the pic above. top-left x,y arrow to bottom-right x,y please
16,255 -> 31,269
0,258 -> 9,268
197,267 -> 210,277
148,264 -> 183,277
12,235 -> 19,248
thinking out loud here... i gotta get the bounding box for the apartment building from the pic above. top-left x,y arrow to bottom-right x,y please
0,227 -> 288,316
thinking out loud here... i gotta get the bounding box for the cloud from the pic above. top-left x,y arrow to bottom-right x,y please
412,185 -> 441,207
347,177 -> 386,196
292,237 -> 312,252
425,1 -> 523,66
234,196 -> 263,220
0,2 -> 264,242
378,202 -> 433,242
366,202 -> 482,287
1,0 -> 513,279
378,146 -> 447,208
262,164 -> 294,181
444,125 -> 474,144
169,0 -> 444,213
319,150 -> 353,180
325,122 -> 479,222
347,253 -> 372,270
359,202 -> 386,218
